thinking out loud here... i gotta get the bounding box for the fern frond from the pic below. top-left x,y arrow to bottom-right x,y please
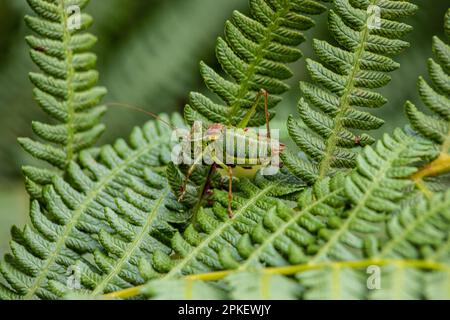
100,128 -> 436,300
282,0 -> 418,183
406,9 -> 449,149
298,188 -> 450,300
405,9 -> 450,192
136,177 -> 300,282
0,115 -> 185,299
73,173 -> 189,296
18,0 -> 107,171
303,130 -> 432,262
213,174 -> 347,270
369,190 -> 450,299
293,129 -> 435,298
184,0 -> 329,126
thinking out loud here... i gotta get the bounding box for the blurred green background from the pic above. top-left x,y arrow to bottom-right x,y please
0,0 -> 447,255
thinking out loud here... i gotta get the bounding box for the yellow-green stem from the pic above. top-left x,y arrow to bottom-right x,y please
102,258 -> 450,299
411,153 -> 450,197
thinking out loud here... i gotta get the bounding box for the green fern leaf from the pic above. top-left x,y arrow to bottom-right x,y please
405,9 -> 450,152
369,190 -> 450,299
185,0 -> 330,126
294,129 -> 435,299
296,185 -> 450,300
0,115 -> 185,299
282,0 -> 418,183
403,9 -> 450,193
216,174 -> 347,270
135,176 -> 301,283
18,0 -> 107,172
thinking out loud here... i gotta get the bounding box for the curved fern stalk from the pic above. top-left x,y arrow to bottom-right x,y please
282,0 -> 418,184
0,115 -> 185,300
293,129 -> 435,299
18,0 -> 107,173
406,9 -> 450,193
184,0 -> 330,126
366,190 -> 450,299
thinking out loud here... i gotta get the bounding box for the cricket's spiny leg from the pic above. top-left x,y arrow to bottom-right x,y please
227,166 -> 234,218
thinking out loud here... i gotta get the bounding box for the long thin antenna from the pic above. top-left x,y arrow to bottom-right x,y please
104,102 -> 176,130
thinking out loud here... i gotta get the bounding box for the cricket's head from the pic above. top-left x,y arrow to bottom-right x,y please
205,123 -> 225,142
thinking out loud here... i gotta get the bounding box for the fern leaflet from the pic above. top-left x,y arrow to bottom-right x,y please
406,9 -> 450,192
282,0 -> 418,184
19,0 -> 107,172
184,0 -> 330,126
0,115 -> 185,299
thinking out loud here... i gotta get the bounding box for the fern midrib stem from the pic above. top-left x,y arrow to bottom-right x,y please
90,190 -> 169,296
103,259 -> 450,299
318,3 -> 374,180
311,135 -> 413,263
165,183 -> 278,279
23,136 -> 169,299
61,0 -> 76,166
24,2 -> 75,299
238,188 -> 343,271
186,259 -> 450,280
228,4 -> 291,122
376,197 -> 450,259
